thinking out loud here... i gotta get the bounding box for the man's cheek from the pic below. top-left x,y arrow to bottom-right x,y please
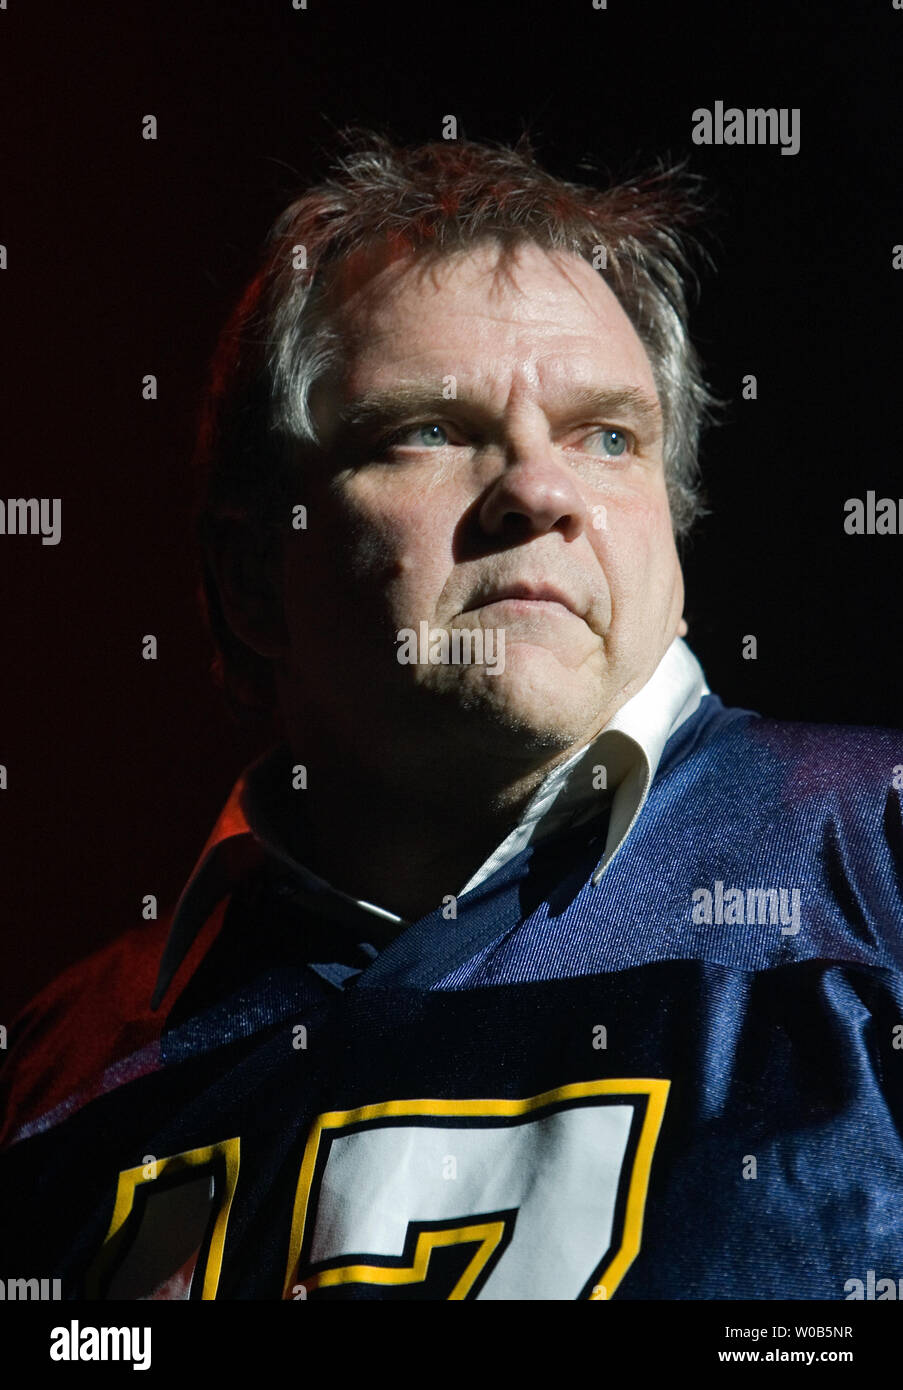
347,497 -> 441,579
339,508 -> 415,587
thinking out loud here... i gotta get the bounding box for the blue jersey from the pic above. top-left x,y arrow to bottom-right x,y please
3,696 -> 903,1300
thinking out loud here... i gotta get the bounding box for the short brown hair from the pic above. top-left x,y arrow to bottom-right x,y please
195,130 -> 719,718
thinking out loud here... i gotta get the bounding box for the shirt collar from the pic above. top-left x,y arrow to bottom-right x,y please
459,634 -> 708,893
152,637 -> 707,1009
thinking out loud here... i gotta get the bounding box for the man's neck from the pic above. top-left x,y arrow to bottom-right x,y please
277,734 -> 593,921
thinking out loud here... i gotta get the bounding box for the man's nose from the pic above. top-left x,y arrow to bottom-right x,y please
477,448 -> 586,542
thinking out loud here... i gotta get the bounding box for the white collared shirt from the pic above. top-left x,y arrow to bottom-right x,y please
252,635 -> 709,919
459,635 -> 709,896
153,637 -> 708,1007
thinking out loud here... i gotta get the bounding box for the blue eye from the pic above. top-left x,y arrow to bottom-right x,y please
596,429 -> 629,457
374,422 -> 453,460
413,424 -> 449,447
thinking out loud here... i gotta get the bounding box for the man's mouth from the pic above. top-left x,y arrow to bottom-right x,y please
463,583 -> 580,617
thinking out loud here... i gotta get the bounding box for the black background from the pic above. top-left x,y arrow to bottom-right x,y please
1,0 -> 901,1017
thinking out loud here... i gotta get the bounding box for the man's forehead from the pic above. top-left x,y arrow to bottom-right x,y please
323,239 -> 656,398
326,238 -> 626,333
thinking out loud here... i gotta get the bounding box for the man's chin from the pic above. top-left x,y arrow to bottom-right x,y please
420,654 -> 606,753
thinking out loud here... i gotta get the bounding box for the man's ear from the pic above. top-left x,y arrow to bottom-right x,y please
207,519 -> 288,659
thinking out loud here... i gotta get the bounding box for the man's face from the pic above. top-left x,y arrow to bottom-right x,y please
277,239 -> 685,763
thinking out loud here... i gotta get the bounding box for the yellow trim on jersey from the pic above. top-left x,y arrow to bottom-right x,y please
88,1137 -> 241,1300
306,1219 -> 507,1300
283,1078 -> 669,1300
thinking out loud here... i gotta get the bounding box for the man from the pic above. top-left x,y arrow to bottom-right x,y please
2,133 -> 902,1301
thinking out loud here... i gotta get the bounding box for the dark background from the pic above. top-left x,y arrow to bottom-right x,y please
1,0 -> 901,1018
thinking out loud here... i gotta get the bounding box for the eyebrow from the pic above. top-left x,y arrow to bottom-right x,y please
335,382 -> 663,437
